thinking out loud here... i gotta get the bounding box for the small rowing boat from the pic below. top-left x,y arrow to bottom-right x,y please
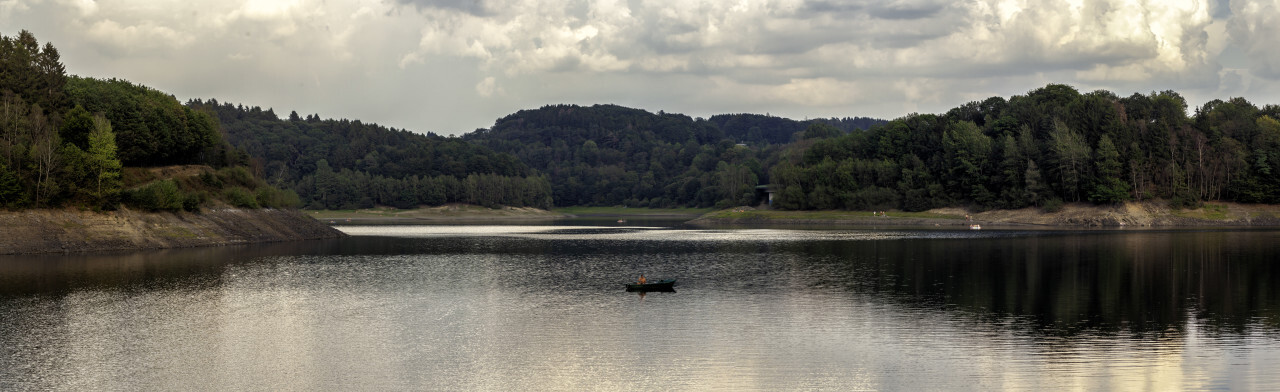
625,279 -> 676,292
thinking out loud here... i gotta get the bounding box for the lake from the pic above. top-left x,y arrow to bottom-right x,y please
2,224 -> 1279,390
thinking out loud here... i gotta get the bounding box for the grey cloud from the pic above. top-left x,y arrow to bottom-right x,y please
631,1 -> 960,58
1220,69 -> 1243,93
9,0 -> 1274,137
800,1 -> 864,15
1228,0 -> 1280,80
1210,0 -> 1231,19
394,0 -> 491,16
801,0 -> 947,20
868,2 -> 947,20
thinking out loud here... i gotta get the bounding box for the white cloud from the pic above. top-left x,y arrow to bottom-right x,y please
0,0 -> 30,20
59,0 -> 97,17
398,52 -> 423,69
475,76 -> 502,97
85,19 -> 195,51
240,0 -> 302,20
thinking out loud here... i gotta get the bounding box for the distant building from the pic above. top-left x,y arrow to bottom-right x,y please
754,185 -> 775,208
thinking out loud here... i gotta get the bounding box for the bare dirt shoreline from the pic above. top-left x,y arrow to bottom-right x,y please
310,201 -> 1280,228
307,204 -> 569,223
0,208 -> 345,255
13,200 -> 1267,255
687,201 -> 1280,228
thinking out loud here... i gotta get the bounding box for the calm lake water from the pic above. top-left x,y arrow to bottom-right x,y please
2,224 -> 1280,390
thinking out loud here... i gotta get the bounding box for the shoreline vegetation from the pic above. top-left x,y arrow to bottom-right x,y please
554,206 -> 715,218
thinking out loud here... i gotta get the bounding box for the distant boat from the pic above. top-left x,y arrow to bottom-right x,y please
625,279 -> 676,292
970,224 -> 982,230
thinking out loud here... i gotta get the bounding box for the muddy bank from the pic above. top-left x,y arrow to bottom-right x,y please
0,208 -> 345,255
688,201 -> 1280,228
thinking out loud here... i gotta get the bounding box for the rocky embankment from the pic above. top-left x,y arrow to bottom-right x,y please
0,208 -> 345,255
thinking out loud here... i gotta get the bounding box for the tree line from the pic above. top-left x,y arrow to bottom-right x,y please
459,88 -> 1279,212
189,99 -> 553,209
463,104 -> 884,208
1,30 -> 126,208
0,30 -> 292,211
16,30 -> 1278,214
143,82 -> 1280,213
772,84 -> 1280,211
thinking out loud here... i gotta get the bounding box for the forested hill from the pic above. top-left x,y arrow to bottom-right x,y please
706,113 -> 885,145
2,30 -> 269,212
772,84 -> 1280,212
461,104 -> 871,208
189,100 -> 553,210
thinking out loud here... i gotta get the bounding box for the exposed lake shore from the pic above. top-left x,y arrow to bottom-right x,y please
308,201 -> 1280,228
307,204 -> 569,223
0,208 -> 345,255
307,204 -> 715,223
7,200 -> 1280,255
686,201 -> 1280,228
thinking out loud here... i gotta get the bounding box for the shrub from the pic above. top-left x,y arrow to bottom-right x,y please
182,191 -> 207,212
1169,194 -> 1202,209
1041,198 -> 1065,213
198,171 -> 222,188
255,186 -> 301,208
849,186 -> 899,211
125,180 -> 184,211
356,196 -> 375,209
216,166 -> 258,188
224,187 -> 259,208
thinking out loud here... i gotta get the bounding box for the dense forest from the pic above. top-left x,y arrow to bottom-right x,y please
202,101 -> 879,210
462,88 -> 1279,212
706,113 -> 883,145
773,85 -> 1280,211
188,100 -> 553,210
10,29 -> 1277,215
463,104 -> 883,207
0,30 -> 297,211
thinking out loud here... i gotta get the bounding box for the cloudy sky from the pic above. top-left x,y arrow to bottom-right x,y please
2,0 -> 1277,135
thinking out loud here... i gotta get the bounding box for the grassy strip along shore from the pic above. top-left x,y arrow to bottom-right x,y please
689,201 -> 1280,228
554,206 -> 715,218
688,208 -> 965,227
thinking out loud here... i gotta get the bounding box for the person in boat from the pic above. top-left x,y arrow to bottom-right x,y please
638,274 -> 646,284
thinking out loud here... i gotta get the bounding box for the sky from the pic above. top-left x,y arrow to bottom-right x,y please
2,0 -> 1278,135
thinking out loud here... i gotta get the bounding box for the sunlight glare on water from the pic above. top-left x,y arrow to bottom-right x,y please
338,224 -> 995,241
